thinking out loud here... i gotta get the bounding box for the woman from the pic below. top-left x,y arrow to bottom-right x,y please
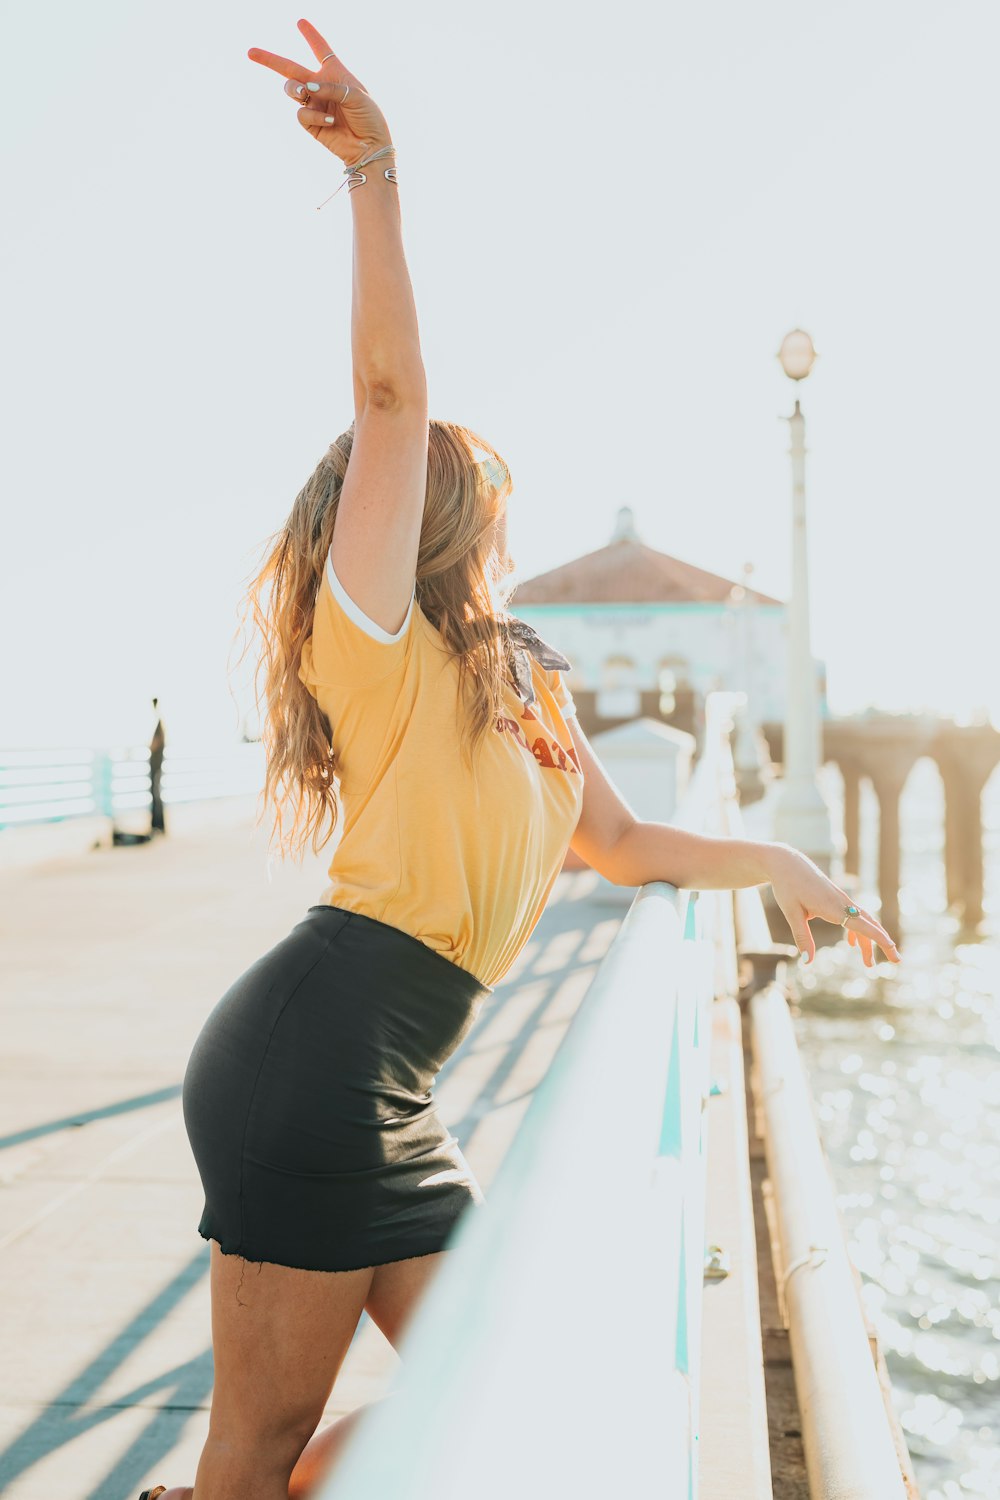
139,19 -> 900,1500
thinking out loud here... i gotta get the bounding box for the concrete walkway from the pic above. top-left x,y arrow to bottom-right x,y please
0,799 -> 625,1499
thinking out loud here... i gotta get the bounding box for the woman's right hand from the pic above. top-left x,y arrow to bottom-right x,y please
248,17 -> 392,167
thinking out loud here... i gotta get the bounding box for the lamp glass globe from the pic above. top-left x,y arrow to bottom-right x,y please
778,329 -> 817,381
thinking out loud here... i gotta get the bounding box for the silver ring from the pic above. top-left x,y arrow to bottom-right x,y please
321,51 -> 336,62
341,84 -> 350,104
840,903 -> 859,928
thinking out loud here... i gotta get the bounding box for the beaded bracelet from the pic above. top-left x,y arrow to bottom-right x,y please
316,145 -> 398,211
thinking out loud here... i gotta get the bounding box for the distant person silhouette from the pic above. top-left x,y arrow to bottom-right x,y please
149,697 -> 166,835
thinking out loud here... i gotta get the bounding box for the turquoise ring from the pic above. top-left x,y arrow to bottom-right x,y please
841,903 -> 860,927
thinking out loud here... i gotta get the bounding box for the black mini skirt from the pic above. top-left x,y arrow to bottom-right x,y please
181,903 -> 492,1273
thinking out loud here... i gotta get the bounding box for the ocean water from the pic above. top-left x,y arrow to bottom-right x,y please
789,757 -> 1000,1499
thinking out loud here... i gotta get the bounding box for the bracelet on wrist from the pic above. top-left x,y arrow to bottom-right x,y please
316,144 -> 397,211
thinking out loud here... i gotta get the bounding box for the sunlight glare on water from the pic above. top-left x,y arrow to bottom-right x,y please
788,758 -> 1000,1499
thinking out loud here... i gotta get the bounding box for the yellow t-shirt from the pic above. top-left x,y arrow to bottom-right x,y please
297,547 -> 585,991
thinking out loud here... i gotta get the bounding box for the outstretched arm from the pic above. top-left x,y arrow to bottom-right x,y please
566,716 -> 901,967
249,19 -> 428,637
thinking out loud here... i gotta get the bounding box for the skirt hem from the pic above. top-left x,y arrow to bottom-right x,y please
198,1226 -> 462,1275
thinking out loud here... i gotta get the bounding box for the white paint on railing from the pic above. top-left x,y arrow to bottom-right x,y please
752,986 -> 908,1499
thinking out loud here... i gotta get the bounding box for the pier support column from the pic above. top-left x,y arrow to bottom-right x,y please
870,769 -> 905,940
950,770 -> 991,931
840,760 -> 862,878
935,729 -> 1000,933
960,780 -> 985,930
941,763 -> 965,910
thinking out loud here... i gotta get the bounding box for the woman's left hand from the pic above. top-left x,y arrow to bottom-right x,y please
248,17 -> 392,167
767,844 -> 901,967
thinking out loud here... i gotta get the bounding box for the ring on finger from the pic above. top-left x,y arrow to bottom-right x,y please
295,80 -> 349,108
840,903 -> 860,928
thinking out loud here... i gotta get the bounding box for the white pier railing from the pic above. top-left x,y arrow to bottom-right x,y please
0,743 -> 265,830
727,749 -> 917,1500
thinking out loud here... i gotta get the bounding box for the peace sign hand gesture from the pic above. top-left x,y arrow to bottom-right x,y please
248,17 -> 393,168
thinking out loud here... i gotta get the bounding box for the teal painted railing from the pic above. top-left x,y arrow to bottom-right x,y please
316,695 -> 742,1500
0,744 -> 265,831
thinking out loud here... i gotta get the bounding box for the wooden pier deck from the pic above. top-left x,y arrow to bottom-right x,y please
0,800 -> 633,1498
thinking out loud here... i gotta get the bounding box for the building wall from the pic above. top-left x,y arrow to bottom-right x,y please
512,601 -> 828,725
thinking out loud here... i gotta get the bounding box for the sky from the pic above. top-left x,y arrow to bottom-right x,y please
2,0 -> 998,749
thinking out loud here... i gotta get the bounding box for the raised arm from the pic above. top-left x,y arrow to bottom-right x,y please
249,19 -> 428,637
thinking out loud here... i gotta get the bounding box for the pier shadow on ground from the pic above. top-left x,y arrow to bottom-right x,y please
0,802 -> 626,1498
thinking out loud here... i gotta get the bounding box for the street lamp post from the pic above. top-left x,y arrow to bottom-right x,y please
772,330 -> 835,871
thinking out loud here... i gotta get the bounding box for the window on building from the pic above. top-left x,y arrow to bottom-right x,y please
596,654 -> 641,720
658,668 -> 677,716
657,656 -> 690,717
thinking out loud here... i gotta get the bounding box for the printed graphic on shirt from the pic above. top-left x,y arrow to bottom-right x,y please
496,699 -> 581,775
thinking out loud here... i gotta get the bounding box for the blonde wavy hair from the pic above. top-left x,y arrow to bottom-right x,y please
233,419 -> 517,861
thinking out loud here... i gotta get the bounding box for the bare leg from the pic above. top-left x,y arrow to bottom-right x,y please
150,1250 -> 451,1500
363,1249 -> 451,1349
153,1401 -> 388,1500
287,1250 -> 452,1494
286,1397 -> 391,1497
190,1241 -> 374,1500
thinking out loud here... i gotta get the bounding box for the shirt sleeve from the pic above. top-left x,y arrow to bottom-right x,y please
297,547 -> 417,693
